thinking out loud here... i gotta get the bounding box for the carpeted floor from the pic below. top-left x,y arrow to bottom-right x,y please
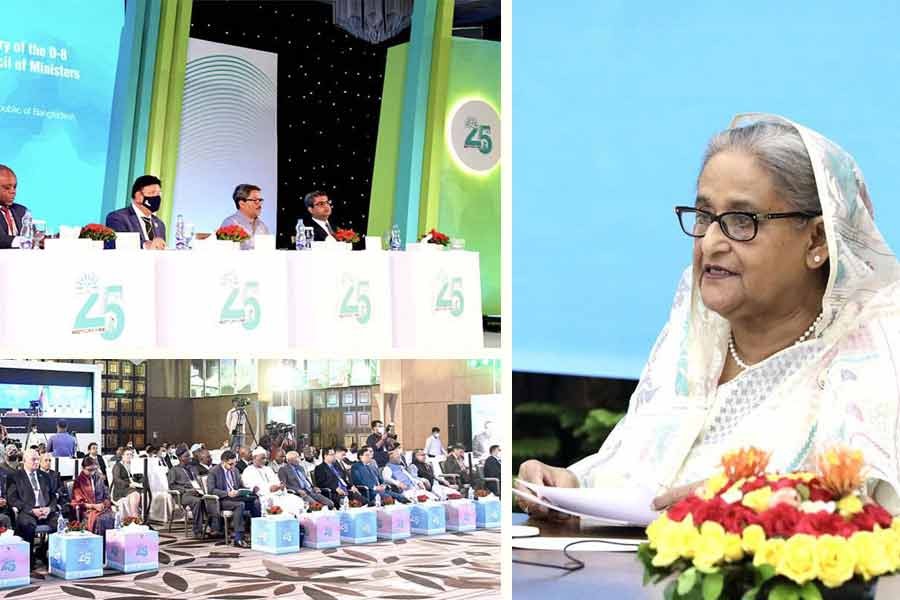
4,527 -> 500,599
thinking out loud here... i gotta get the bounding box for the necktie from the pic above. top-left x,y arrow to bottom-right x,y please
296,467 -> 310,491
141,216 -> 155,241
1,206 -> 16,236
30,471 -> 44,507
330,464 -> 347,491
226,469 -> 234,491
325,221 -> 334,236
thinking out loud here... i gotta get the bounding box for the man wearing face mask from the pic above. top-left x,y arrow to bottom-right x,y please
105,175 -> 167,250
366,421 -> 390,468
424,427 -> 446,458
0,445 -> 20,481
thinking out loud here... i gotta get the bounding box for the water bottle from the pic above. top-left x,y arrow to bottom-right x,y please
114,511 -> 122,529
374,494 -> 382,508
57,513 -> 66,533
175,214 -> 186,250
20,212 -> 33,250
299,499 -> 308,515
295,220 -> 305,251
389,224 -> 401,251
341,496 -> 349,511
467,487 -> 474,501
303,226 -> 314,249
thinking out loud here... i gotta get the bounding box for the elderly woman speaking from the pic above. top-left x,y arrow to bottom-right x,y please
517,113 -> 900,518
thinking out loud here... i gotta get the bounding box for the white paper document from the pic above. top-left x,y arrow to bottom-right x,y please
514,479 -> 660,526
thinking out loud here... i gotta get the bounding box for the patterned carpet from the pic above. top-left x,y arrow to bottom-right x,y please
3,527 -> 501,599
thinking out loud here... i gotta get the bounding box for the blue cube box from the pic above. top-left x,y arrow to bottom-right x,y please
475,498 -> 501,528
409,503 -> 446,535
0,536 -> 30,589
49,532 -> 103,580
251,515 -> 301,554
339,508 -> 377,544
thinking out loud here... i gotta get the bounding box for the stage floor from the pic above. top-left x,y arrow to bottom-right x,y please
13,527 -> 501,599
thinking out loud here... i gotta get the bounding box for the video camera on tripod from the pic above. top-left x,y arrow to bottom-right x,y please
25,398 -> 43,417
232,397 -> 251,409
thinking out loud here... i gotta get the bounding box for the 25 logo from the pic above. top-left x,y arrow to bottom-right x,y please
464,117 -> 493,155
219,273 -> 261,330
339,277 -> 371,325
72,274 -> 125,340
435,276 -> 464,317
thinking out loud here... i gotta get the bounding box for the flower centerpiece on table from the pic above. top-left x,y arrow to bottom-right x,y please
639,446 -> 899,599
382,496 -> 395,506
417,494 -> 431,503
420,228 -> 450,246
65,520 -> 85,534
349,499 -> 365,509
475,489 -> 492,499
215,224 -> 250,243
334,228 -> 360,243
308,501 -> 324,513
79,223 -> 116,242
122,516 -> 142,527
266,505 -> 283,516
446,492 -> 463,501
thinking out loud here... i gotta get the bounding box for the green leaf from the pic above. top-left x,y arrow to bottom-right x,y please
795,483 -> 810,501
702,571 -> 724,600
663,579 -> 678,600
798,582 -> 823,600
768,582 -> 800,600
741,587 -> 760,600
677,568 -> 698,596
755,564 -> 776,584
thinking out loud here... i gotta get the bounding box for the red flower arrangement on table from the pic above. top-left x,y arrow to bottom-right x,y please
420,228 -> 450,246
215,224 -> 250,242
417,494 -> 431,503
65,520 -> 85,533
79,223 -> 116,242
349,499 -> 364,509
122,516 -> 142,526
266,505 -> 283,516
640,446 -> 900,600
475,489 -> 492,499
446,492 -> 463,501
382,496 -> 395,506
307,501 -> 324,512
333,228 -> 360,243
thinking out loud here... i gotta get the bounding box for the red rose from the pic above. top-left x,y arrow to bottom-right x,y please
741,477 -> 769,494
691,496 -> 728,525
771,477 -> 798,491
795,511 -> 850,537
852,504 -> 892,532
758,503 -> 803,538
667,495 -> 704,522
805,478 -> 835,502
720,503 -> 760,534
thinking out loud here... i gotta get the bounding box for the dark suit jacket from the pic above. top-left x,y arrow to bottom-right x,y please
206,464 -> 245,499
95,455 -> 108,480
483,455 -> 501,496
280,463 -> 316,494
105,205 -> 167,249
168,464 -> 202,497
0,203 -> 27,249
312,462 -> 348,496
8,469 -> 58,515
442,455 -> 472,485
110,461 -> 140,501
350,461 -> 383,499
236,459 -> 249,474
303,218 -> 333,242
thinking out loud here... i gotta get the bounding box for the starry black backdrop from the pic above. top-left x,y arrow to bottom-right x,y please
189,0 -> 410,248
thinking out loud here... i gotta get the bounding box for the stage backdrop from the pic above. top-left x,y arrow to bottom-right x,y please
0,0 -> 122,230
470,393 -> 503,456
513,1 -> 900,380
172,39 -> 277,233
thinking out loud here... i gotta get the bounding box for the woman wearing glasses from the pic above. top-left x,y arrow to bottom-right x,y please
517,114 -> 900,518
72,456 -> 116,536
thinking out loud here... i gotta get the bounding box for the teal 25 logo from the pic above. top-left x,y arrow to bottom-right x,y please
339,275 -> 371,324
72,273 -> 125,340
434,275 -> 465,317
219,272 -> 261,330
464,117 -> 493,155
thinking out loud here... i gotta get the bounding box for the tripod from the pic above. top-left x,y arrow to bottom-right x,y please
23,413 -> 48,451
229,407 -> 258,451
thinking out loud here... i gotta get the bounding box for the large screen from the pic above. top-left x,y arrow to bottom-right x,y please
512,2 -> 900,379
0,361 -> 100,438
0,0 -> 123,230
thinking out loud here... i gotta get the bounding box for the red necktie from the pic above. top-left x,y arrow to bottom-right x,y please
0,206 -> 16,236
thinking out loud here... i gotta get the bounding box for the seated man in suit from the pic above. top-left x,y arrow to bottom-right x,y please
442,445 -> 476,496
303,190 -> 337,241
242,448 -> 306,515
483,445 -> 501,497
350,446 -> 408,506
8,449 -> 58,563
39,452 -> 72,520
191,448 -> 212,477
0,165 -> 29,249
205,450 -> 260,548
0,470 -> 14,529
280,450 -> 334,508
105,174 -> 167,249
86,442 -> 107,481
167,446 -> 206,536
235,446 -> 251,474
312,448 -> 363,505
382,449 -> 437,501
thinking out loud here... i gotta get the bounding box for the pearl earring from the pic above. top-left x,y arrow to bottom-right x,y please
814,256 -> 821,263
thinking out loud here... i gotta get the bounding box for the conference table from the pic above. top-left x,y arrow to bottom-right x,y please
0,245 -> 484,354
512,513 -> 900,600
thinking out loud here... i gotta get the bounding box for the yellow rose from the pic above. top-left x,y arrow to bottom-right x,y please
724,533 -> 744,562
850,531 -> 893,580
776,534 -> 818,585
837,494 -> 863,518
875,527 -> 900,572
753,538 -> 785,569
742,524 -> 767,554
692,521 -> 727,573
646,514 -> 671,550
815,535 -> 857,588
700,472 -> 730,500
742,487 -> 773,513
652,515 -> 699,566
891,516 -> 900,535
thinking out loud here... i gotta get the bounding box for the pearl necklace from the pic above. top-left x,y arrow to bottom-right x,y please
729,312 -> 824,371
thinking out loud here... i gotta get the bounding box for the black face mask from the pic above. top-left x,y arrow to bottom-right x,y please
141,195 -> 162,213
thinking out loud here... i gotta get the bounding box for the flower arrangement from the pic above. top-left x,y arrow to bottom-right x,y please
65,520 -> 85,533
266,505 -> 283,516
215,224 -> 250,242
417,494 -> 431,503
420,228 -> 450,246
122,516 -> 142,527
382,496 -> 395,506
446,492 -> 463,500
334,228 -> 360,243
79,223 -> 116,242
349,499 -> 364,509
475,489 -> 491,499
639,446 -> 897,599
308,501 -> 324,512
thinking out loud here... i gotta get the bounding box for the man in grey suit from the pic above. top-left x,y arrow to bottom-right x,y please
104,175 -> 167,250
0,165 -> 29,250
205,450 -> 259,548
167,447 -> 206,536
278,451 -> 333,508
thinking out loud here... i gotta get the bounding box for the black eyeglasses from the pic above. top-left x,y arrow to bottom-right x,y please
674,206 -> 822,242
241,198 -> 264,203
313,200 -> 332,208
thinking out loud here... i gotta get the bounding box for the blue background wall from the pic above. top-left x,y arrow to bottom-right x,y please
513,1 -> 900,379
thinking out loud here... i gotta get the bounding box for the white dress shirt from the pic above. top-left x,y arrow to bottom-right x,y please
312,218 -> 335,239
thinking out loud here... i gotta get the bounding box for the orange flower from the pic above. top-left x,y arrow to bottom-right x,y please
817,446 -> 865,498
721,447 -> 771,481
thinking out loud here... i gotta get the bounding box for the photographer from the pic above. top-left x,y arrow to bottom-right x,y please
366,421 -> 391,468
225,398 -> 251,450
